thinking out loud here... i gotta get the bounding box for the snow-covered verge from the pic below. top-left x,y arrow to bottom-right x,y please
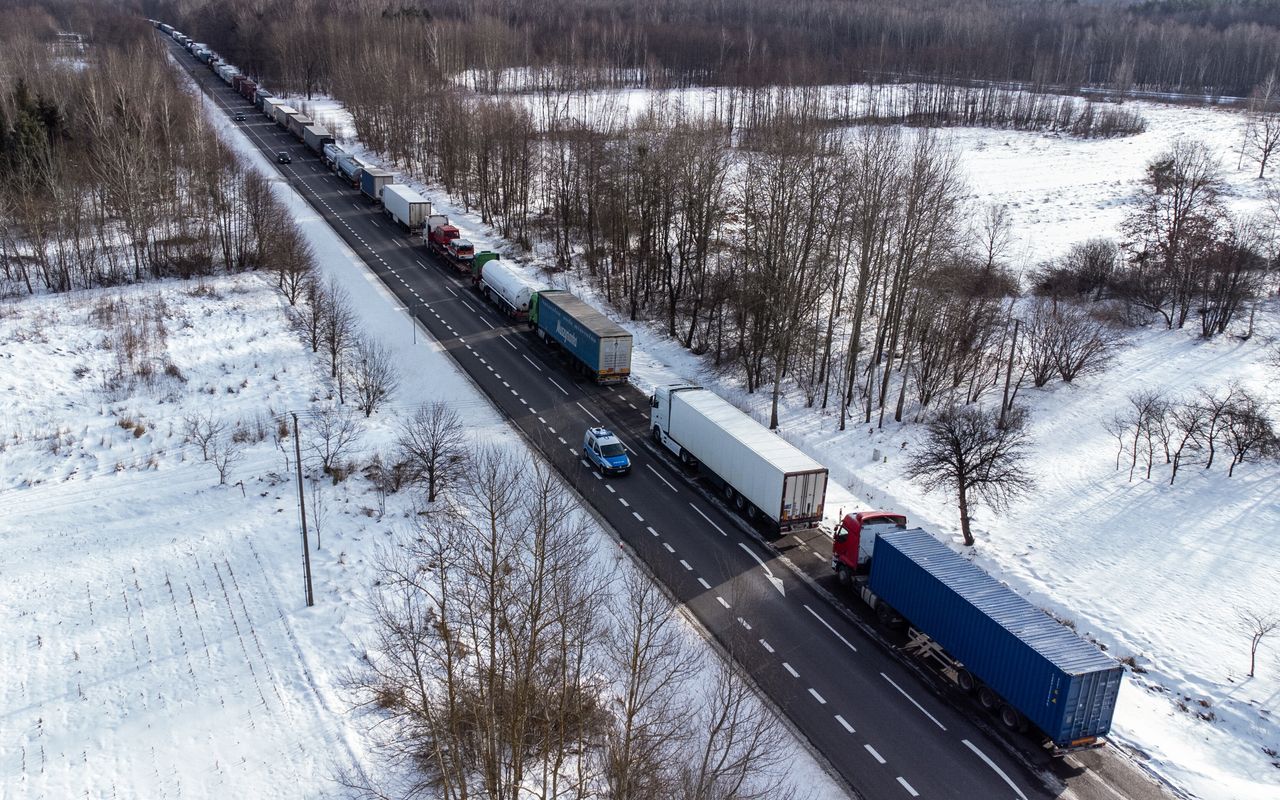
0,62 -> 849,799
288,87 -> 1280,798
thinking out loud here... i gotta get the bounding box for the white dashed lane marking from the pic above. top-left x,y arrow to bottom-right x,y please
865,744 -> 885,764
836,715 -> 854,733
783,663 -> 799,678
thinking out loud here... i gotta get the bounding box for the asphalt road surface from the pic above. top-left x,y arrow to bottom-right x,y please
165,35 -> 1179,800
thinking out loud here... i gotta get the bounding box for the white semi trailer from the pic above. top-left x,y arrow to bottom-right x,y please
382,184 -> 431,232
649,385 -> 828,531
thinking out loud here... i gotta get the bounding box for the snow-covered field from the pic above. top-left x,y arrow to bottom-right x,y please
0,64 -> 848,798
289,86 -> 1280,799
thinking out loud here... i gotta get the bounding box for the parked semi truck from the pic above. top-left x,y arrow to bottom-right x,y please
286,113 -> 313,140
832,516 -> 1123,754
360,168 -> 394,202
476,257 -> 538,319
322,143 -> 345,169
302,125 -> 334,155
529,289 -> 631,384
382,185 -> 431,233
272,104 -> 296,128
649,385 -> 828,530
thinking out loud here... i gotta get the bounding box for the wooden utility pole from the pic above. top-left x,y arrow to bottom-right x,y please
292,412 -> 314,607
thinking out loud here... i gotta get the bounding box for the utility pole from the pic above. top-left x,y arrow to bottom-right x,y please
292,412 -> 314,607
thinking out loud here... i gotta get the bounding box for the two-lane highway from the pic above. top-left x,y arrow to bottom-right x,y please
167,38 -> 1120,800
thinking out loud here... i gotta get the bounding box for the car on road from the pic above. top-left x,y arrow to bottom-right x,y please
583,426 -> 631,476
233,111 -> 246,121
276,151 -> 292,164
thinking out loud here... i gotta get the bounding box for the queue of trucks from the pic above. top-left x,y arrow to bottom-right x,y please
157,18 -> 1124,758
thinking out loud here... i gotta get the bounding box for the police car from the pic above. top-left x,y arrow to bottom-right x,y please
582,426 -> 631,476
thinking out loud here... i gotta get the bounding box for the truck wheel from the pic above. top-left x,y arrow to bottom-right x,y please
999,704 -> 1026,732
651,426 -> 662,444
745,504 -> 758,521
836,565 -> 851,586
733,492 -> 746,511
956,669 -> 977,694
978,686 -> 999,710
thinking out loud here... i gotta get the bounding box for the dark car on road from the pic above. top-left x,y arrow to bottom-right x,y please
234,111 -> 246,121
277,151 -> 292,164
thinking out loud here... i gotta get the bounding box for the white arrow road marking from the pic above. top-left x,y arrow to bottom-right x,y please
737,542 -> 785,596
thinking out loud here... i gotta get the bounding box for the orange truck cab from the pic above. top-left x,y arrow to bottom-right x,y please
831,510 -> 907,583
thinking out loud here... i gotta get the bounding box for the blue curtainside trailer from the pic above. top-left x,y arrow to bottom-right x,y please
529,290 -> 632,384
868,528 -> 1122,752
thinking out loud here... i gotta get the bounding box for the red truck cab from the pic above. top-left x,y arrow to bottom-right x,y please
448,238 -> 475,262
429,221 -> 460,248
832,510 -> 907,583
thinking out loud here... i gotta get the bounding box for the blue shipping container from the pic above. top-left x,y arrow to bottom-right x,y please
532,290 -> 631,383
869,529 -> 1122,747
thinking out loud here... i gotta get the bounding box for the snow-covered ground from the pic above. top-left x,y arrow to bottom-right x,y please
287,87 -> 1280,799
0,63 -> 848,799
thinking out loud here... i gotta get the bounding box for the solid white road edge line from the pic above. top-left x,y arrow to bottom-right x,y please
689,504 -> 728,536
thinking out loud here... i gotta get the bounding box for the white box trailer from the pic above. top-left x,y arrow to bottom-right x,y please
478,258 -> 537,319
650,385 -> 828,531
273,104 -> 297,127
381,184 -> 431,232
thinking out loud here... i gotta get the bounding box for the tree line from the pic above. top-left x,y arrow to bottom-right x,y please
0,2 -> 303,296
157,0 -> 1280,97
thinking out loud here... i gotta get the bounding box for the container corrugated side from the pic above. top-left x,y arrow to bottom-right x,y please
869,529 -> 1121,744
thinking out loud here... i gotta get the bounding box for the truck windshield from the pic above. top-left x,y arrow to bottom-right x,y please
599,443 -> 625,458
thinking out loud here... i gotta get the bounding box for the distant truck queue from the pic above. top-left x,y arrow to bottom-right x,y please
157,19 -> 1124,758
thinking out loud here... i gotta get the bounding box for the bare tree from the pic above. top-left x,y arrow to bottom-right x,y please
1243,75 -> 1280,179
1164,401 -> 1207,485
321,278 -> 357,382
676,659 -> 800,800
906,404 -> 1034,546
1222,390 -> 1278,477
183,411 -> 225,461
1237,608 -> 1279,678
305,406 -> 364,476
346,336 -> 399,417
603,570 -> 696,800
208,430 -> 243,485
396,401 -> 467,502
1052,304 -> 1117,382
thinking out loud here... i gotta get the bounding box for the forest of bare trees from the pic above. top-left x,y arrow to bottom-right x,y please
153,0 -> 1280,98
347,446 -> 803,799
0,2 -> 305,296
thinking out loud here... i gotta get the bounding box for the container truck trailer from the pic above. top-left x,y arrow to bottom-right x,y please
477,257 -> 538,319
382,185 -> 431,233
273,104 -> 296,127
263,98 -> 285,121
529,290 -> 631,384
835,522 -> 1123,754
254,88 -> 272,109
302,125 -> 334,155
649,385 -> 827,530
360,168 -> 394,202
286,113 -> 313,140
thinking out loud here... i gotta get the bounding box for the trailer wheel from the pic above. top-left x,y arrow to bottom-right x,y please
999,703 -> 1026,732
745,503 -> 758,521
978,686 -> 999,710
956,669 -> 977,694
733,492 -> 746,512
